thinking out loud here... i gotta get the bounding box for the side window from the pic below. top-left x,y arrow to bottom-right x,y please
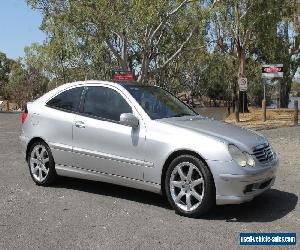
82,86 -> 132,121
47,87 -> 83,112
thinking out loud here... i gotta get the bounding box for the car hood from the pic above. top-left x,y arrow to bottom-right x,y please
158,116 -> 266,153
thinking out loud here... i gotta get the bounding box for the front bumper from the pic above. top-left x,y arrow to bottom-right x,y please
207,156 -> 279,205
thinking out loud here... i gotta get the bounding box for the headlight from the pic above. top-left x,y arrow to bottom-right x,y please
228,144 -> 255,167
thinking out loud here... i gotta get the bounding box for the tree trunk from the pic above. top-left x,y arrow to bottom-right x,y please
279,21 -> 293,108
279,82 -> 290,108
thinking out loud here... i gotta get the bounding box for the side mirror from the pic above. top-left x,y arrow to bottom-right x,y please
120,113 -> 139,128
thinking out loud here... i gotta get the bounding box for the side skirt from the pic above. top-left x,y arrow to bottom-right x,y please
55,164 -> 161,194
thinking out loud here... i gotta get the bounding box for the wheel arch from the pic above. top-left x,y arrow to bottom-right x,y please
26,137 -> 48,162
160,149 -> 216,196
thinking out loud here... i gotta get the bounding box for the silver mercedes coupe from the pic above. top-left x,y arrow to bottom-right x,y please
20,80 -> 278,217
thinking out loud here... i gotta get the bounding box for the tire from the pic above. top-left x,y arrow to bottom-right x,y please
27,141 -> 57,186
165,155 -> 215,218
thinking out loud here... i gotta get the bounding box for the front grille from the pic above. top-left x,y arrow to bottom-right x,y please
252,143 -> 274,163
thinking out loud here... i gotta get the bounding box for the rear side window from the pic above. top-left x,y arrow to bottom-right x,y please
82,86 -> 132,121
47,87 -> 83,112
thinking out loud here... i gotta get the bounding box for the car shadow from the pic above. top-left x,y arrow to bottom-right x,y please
54,177 -> 297,222
54,177 -> 171,210
203,189 -> 298,222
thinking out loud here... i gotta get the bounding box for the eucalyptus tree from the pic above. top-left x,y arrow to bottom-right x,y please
275,0 -> 299,108
211,0 -> 300,114
0,52 -> 14,99
5,61 -> 28,108
27,0 -> 211,84
5,47 -> 49,108
210,0 -> 282,119
210,0 -> 255,120
247,0 -> 300,108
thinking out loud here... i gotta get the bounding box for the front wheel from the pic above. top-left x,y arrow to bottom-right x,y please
165,155 -> 215,218
28,141 -> 57,186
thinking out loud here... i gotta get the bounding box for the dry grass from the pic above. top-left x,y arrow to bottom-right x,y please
224,108 -> 299,130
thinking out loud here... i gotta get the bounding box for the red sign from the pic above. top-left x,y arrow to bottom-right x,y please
112,70 -> 134,81
262,64 -> 283,78
262,67 -> 283,73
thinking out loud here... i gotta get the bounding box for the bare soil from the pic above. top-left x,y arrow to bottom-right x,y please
225,108 -> 299,130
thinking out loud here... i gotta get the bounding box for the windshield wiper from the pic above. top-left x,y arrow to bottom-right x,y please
171,113 -> 194,118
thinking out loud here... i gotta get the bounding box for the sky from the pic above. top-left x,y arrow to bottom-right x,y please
0,0 -> 45,59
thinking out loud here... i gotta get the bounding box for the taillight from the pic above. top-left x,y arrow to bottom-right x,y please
21,105 -> 28,124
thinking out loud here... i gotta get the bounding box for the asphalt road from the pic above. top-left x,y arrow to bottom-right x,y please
0,113 -> 299,249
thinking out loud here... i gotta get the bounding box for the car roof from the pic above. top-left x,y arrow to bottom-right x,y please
63,80 -> 157,89
63,80 -> 144,87
35,80 -> 157,104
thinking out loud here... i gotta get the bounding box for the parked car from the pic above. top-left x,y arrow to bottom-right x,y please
20,80 -> 279,217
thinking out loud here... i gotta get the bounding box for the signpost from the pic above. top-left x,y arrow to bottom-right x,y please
238,78 -> 247,113
261,64 -> 283,121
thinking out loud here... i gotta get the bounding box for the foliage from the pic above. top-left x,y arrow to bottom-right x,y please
4,47 -> 49,107
27,0 -> 209,84
3,0 -> 300,111
0,52 -> 14,98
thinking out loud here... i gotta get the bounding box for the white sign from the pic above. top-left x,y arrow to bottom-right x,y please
238,78 -> 248,91
263,79 -> 279,86
262,64 -> 283,78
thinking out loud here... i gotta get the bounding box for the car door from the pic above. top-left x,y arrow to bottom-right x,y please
41,86 -> 84,167
72,85 -> 148,180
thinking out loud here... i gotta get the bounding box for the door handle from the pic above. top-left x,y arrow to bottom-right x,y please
75,121 -> 85,128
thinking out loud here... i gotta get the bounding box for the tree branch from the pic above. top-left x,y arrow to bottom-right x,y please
105,38 -> 127,69
168,0 -> 195,16
158,26 -> 196,70
240,2 -> 254,20
149,0 -> 196,45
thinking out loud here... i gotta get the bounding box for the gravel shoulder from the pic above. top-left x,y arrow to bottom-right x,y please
0,113 -> 299,250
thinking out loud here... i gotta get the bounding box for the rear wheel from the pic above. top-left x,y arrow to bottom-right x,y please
165,155 -> 215,217
28,141 -> 57,186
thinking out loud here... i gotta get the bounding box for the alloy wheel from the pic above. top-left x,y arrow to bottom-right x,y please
29,144 -> 50,182
170,162 -> 205,212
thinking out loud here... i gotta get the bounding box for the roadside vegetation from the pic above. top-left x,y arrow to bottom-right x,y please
0,0 -> 299,113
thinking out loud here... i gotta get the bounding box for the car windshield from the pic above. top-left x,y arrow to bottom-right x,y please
123,85 -> 198,120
